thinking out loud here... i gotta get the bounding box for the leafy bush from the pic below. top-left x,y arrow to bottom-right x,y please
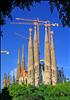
1,82 -> 70,100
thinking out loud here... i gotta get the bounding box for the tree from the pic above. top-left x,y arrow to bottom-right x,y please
0,0 -> 41,26
0,0 -> 70,27
1,82 -> 70,100
0,87 -> 12,100
49,0 -> 70,27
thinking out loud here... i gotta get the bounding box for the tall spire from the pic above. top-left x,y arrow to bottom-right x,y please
21,45 -> 25,69
44,24 -> 51,85
18,48 -> 20,64
12,72 -> 15,83
50,31 -> 57,85
34,22 -> 40,86
16,48 -> 21,82
3,73 -> 7,88
47,21 -> 51,43
7,73 -> 10,87
28,28 -> 34,85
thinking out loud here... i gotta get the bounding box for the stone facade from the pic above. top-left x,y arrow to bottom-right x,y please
50,31 -> 57,85
16,48 -> 21,82
44,24 -> 51,85
28,28 -> 34,85
34,22 -> 40,86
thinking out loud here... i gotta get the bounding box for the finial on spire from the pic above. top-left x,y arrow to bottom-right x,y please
29,28 -> 32,33
50,31 -> 54,35
44,24 -> 48,42
50,31 -> 54,40
29,28 -> 32,41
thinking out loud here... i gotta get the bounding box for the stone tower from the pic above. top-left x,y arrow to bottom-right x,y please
47,21 -> 51,43
28,28 -> 34,85
16,48 -> 21,82
44,24 -> 51,85
21,45 -> 25,69
12,72 -> 15,83
3,73 -> 7,88
50,31 -> 57,85
7,73 -> 10,87
34,22 -> 40,86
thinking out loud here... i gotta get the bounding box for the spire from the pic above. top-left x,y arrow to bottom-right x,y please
7,73 -> 10,87
12,72 -> 15,83
50,31 -> 57,85
18,48 -> 20,64
3,73 -> 7,88
28,28 -> 35,85
44,24 -> 51,85
47,21 -> 51,43
16,48 -> 21,82
21,45 -> 25,69
34,22 -> 40,86
61,67 -> 64,83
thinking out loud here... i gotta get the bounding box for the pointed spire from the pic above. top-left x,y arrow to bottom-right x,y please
21,45 -> 25,69
34,22 -> 40,86
47,21 -> 51,43
50,31 -> 57,85
28,28 -> 35,85
29,28 -> 32,41
18,48 -> 20,64
44,24 -> 51,85
16,48 -> 21,82
12,72 -> 15,83
7,73 -> 10,87
50,31 -> 54,46
61,67 -> 64,83
34,22 -> 38,42
44,24 -> 49,42
3,73 -> 7,88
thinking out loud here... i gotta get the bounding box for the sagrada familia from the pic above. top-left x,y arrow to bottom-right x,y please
3,21 -> 66,88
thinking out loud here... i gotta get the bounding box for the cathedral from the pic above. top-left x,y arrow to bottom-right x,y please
3,21 -> 66,88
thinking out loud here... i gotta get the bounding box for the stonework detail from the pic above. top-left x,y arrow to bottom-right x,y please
16,48 -> 21,82
50,31 -> 57,85
44,24 -> 51,85
34,23 -> 40,86
28,28 -> 34,85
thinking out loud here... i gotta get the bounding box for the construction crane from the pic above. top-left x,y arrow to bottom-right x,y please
11,17 -> 59,27
14,17 -> 59,27
15,32 -> 29,40
11,18 -> 59,46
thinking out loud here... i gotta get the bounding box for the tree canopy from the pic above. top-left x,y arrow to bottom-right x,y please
1,82 -> 70,100
0,0 -> 70,27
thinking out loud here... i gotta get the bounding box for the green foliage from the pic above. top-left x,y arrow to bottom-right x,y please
0,0 -> 41,26
1,82 -> 70,100
49,0 -> 70,27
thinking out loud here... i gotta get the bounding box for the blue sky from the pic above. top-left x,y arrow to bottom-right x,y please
1,1 -> 70,87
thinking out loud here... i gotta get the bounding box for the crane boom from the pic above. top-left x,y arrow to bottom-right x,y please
11,22 -> 42,25
15,33 -> 29,40
16,18 -> 47,23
